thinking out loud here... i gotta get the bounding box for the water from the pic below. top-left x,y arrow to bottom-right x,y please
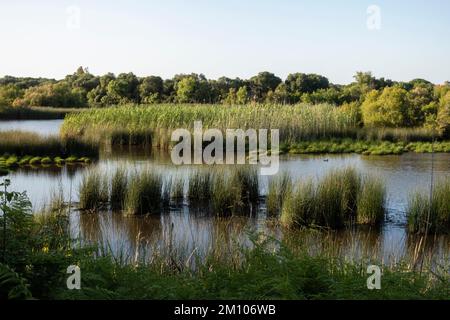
0,119 -> 63,136
1,120 -> 449,264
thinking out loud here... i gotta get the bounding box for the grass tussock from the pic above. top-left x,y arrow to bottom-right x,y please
266,172 -> 292,215
407,178 -> 450,234
78,170 -> 109,211
110,167 -> 128,211
124,170 -> 163,215
280,168 -> 386,229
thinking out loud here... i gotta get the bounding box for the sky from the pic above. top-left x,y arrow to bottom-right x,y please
0,0 -> 449,84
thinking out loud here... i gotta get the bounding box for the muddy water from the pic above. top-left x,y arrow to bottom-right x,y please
1,120 -> 449,264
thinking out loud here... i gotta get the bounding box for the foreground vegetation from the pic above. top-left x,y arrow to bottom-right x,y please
0,184 -> 448,300
407,178 -> 450,234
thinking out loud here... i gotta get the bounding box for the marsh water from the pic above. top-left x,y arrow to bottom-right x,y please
1,119 -> 449,264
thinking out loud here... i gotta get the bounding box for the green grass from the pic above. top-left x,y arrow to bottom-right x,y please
124,170 -> 163,215
0,130 -> 98,158
266,172 -> 293,215
78,170 -> 109,211
187,170 -> 213,204
0,106 -> 85,120
61,103 -> 360,146
280,168 -> 386,229
287,139 -> 450,155
170,176 -> 185,202
356,177 -> 386,225
60,104 -> 445,153
110,167 -> 128,211
407,178 -> 450,234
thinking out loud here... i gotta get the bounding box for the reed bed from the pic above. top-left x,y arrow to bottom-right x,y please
280,168 -> 386,229
0,106 -> 81,120
407,178 -> 450,234
61,103 -> 360,146
0,130 -> 98,157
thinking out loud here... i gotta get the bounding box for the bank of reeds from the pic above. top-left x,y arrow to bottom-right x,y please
0,106 -> 82,120
407,178 -> 450,234
0,130 -> 98,158
61,103 -> 360,146
280,168 -> 386,229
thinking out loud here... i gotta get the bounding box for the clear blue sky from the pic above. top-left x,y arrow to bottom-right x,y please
1,0 -> 449,84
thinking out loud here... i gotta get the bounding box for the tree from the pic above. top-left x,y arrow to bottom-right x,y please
20,81 -> 86,108
437,92 -> 450,137
175,74 -> 211,103
105,73 -> 139,104
266,83 -> 289,104
361,86 -> 409,127
249,72 -> 282,102
406,83 -> 434,125
236,86 -> 249,104
285,73 -> 329,100
139,76 -> 163,103
0,84 -> 23,107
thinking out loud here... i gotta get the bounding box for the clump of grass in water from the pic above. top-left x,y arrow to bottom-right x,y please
187,170 -> 213,204
111,167 -> 128,211
211,173 -> 243,215
316,168 -> 360,228
125,170 -> 163,215
281,168 -> 386,229
280,179 -> 316,227
266,172 -> 292,215
79,170 -> 109,211
170,176 -> 184,202
407,178 -> 450,234
233,166 -> 259,203
357,176 -> 386,225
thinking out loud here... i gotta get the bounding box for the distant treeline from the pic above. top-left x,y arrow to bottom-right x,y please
0,67 -> 449,133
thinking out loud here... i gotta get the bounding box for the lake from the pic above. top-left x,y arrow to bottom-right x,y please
1,120 -> 449,265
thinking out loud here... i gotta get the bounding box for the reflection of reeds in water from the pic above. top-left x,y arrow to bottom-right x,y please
280,168 -> 386,229
407,178 -> 450,234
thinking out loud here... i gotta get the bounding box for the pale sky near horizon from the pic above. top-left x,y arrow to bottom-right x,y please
0,0 -> 449,84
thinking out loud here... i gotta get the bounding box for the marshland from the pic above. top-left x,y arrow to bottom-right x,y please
1,73 -> 449,299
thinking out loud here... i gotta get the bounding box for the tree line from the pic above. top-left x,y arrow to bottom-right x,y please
0,67 -> 449,134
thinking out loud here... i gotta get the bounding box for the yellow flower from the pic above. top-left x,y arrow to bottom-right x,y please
42,245 -> 49,253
